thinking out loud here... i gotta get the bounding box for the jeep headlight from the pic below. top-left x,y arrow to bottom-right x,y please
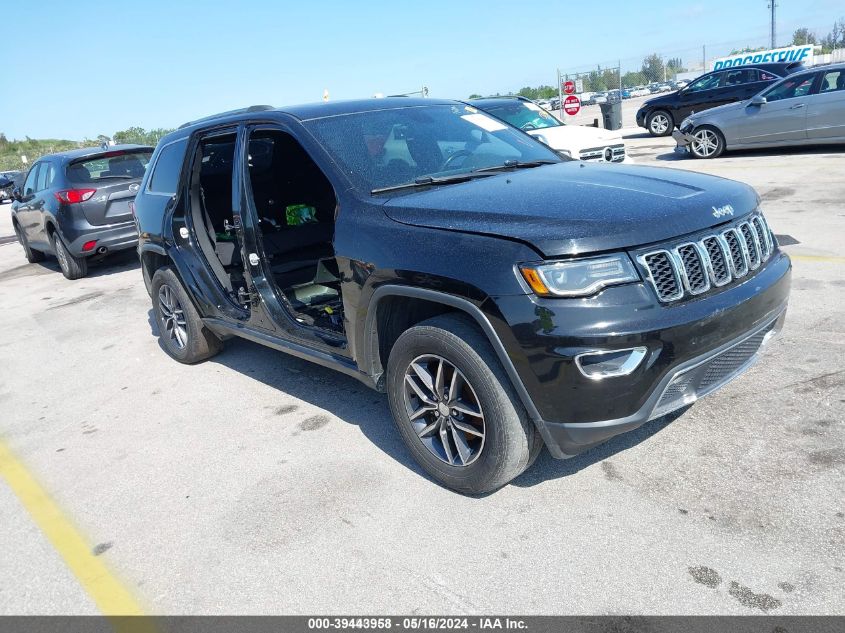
520,254 -> 639,297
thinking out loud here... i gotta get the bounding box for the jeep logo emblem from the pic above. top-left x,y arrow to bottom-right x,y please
712,204 -> 735,218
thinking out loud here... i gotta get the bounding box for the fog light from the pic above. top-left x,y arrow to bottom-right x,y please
82,240 -> 98,252
575,347 -> 647,380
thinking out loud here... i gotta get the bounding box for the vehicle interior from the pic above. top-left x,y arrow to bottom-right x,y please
188,134 -> 247,299
246,129 -> 342,333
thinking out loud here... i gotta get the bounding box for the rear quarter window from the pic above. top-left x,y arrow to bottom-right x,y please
148,139 -> 188,194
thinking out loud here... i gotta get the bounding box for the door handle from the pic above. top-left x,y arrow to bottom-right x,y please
789,103 -> 805,109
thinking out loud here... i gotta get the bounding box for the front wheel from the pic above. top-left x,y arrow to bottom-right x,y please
386,314 -> 542,494
647,110 -> 673,136
689,126 -> 725,159
151,266 -> 222,364
52,233 -> 87,279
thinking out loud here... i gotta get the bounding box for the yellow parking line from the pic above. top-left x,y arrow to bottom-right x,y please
789,254 -> 845,263
0,440 -> 152,628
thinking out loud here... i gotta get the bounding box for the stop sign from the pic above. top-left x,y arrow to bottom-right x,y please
563,95 -> 581,116
563,80 -> 576,95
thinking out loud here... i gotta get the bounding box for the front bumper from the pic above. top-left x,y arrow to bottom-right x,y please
672,128 -> 695,149
540,308 -> 786,456
491,251 -> 791,458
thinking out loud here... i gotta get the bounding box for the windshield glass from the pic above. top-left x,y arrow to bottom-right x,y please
303,104 -> 561,193
475,101 -> 562,131
67,149 -> 152,183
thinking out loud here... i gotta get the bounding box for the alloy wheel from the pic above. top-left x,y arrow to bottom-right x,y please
54,237 -> 69,272
650,113 -> 670,135
691,129 -> 720,157
403,354 -> 486,467
158,284 -> 188,350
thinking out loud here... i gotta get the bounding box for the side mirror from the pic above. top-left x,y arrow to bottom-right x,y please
750,95 -> 767,106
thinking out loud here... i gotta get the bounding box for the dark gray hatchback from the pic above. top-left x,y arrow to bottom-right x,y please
11,144 -> 152,279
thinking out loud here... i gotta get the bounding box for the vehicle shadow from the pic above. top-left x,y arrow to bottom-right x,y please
145,310 -> 425,478
29,248 -> 139,279
146,308 -> 689,491
656,144 -> 845,162
510,408 -> 689,490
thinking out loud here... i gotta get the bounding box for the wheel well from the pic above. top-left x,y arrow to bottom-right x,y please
141,250 -> 170,292
372,296 -> 457,381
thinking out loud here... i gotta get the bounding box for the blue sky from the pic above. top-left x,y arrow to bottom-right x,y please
1,0 -> 841,140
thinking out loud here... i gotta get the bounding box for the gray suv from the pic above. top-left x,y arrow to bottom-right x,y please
11,145 -> 152,278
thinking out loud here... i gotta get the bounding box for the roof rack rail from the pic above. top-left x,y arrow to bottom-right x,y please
178,105 -> 275,129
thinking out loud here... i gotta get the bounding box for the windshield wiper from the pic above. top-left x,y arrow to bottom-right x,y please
370,171 -> 495,195
93,174 -> 133,180
472,159 -> 559,174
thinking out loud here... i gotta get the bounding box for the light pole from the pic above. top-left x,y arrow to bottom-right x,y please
768,1 -> 778,49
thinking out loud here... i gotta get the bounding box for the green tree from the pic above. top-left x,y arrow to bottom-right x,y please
641,53 -> 665,83
468,93 -> 482,99
792,27 -> 817,46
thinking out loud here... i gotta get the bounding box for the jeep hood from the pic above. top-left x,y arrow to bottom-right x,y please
382,162 -> 758,257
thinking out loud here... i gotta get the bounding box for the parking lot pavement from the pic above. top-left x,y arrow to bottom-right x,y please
0,140 -> 843,616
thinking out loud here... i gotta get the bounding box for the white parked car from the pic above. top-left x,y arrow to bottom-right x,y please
467,97 -> 630,163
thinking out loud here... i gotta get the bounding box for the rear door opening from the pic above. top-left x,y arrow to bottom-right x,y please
186,132 -> 248,306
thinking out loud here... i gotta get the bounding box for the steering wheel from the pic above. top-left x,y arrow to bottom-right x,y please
441,150 -> 473,170
520,122 -> 537,131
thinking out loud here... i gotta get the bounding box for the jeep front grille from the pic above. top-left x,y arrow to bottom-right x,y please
638,213 -> 774,303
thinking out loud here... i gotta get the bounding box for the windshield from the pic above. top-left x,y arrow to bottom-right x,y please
303,104 -> 561,193
686,72 -> 723,92
67,149 -> 152,183
475,101 -> 562,132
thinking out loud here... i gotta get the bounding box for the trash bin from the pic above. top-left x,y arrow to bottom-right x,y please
599,98 -> 622,131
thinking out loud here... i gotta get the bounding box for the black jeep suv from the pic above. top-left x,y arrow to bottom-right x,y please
11,145 -> 153,279
636,62 -> 803,136
133,99 -> 790,494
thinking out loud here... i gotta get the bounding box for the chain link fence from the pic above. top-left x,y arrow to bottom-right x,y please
552,31 -> 840,129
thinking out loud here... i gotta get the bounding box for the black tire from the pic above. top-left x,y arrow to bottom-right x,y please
13,220 -> 45,263
646,109 -> 674,136
51,232 -> 87,279
151,266 -> 222,364
689,125 -> 726,159
386,313 -> 542,494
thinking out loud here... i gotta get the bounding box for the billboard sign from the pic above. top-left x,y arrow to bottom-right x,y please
711,45 -> 814,71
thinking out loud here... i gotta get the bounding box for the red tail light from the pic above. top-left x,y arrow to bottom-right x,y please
82,240 -> 98,252
55,189 -> 96,204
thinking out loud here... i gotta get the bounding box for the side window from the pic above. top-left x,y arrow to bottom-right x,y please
764,75 -> 816,102
819,70 -> 844,93
759,70 -> 779,82
148,139 -> 188,194
36,162 -> 51,191
23,164 -> 40,196
723,68 -> 757,87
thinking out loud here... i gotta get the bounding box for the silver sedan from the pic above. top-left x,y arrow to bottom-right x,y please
673,63 -> 845,158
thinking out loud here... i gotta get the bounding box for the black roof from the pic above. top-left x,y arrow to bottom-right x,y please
38,144 -> 154,163
171,97 -> 460,138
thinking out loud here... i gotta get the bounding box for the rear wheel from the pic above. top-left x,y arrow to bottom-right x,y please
52,232 -> 87,279
387,314 -> 542,494
647,110 -> 673,136
13,221 -> 45,263
151,266 -> 222,364
689,126 -> 725,159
